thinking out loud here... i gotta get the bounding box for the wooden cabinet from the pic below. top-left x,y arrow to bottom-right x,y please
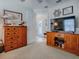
47,32 -> 79,55
4,26 -> 27,52
47,32 -> 56,46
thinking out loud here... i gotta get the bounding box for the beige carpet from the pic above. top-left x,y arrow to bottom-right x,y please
0,39 -> 79,59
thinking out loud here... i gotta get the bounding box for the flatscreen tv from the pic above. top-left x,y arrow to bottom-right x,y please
51,16 -> 76,33
64,17 -> 75,32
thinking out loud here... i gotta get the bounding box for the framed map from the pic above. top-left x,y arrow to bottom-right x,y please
3,10 -> 23,25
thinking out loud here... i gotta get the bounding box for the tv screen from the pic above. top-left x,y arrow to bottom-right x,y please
64,19 -> 75,32
51,16 -> 75,32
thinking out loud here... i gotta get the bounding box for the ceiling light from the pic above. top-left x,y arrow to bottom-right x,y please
44,6 -> 48,8
56,0 -> 62,3
20,0 -> 26,2
37,0 -> 43,3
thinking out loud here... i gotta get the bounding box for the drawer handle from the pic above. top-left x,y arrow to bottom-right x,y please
7,29 -> 10,30
17,36 -> 19,39
11,37 -> 13,39
10,46 -> 13,48
14,33 -> 16,34
14,28 -> 16,30
10,42 -> 13,43
7,33 -> 10,35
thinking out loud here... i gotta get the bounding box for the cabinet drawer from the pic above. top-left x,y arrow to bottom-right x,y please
12,32 -> 18,36
4,46 -> 13,52
17,43 -> 23,47
4,40 -> 17,45
5,32 -> 12,36
5,27 -> 12,32
22,41 -> 27,46
77,38 -> 79,51
4,44 -> 17,52
17,39 -> 24,47
11,27 -> 18,31
4,36 -> 15,41
17,39 -> 23,44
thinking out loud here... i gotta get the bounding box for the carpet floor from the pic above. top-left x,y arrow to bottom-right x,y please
0,38 -> 79,59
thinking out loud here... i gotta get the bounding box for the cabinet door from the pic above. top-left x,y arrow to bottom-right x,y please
70,35 -> 77,53
76,35 -> 79,55
47,32 -> 56,46
51,32 -> 56,46
64,34 -> 71,51
78,37 -> 79,51
4,26 -> 12,33
47,33 -> 52,46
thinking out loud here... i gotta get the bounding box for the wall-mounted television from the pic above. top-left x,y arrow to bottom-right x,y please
51,16 -> 76,33
64,17 -> 75,32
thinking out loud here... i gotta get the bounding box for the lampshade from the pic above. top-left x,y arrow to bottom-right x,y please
2,15 -> 8,19
54,22 -> 58,26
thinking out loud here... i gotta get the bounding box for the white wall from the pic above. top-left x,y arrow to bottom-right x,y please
25,8 -> 37,44
0,0 -> 26,41
42,15 -> 49,33
0,0 -> 37,44
48,0 -> 78,19
36,14 -> 48,37
48,0 -> 79,32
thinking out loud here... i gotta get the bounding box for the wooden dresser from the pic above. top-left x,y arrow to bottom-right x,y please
4,26 -> 27,52
47,32 -> 79,55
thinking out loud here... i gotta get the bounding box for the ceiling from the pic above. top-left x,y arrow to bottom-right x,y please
20,0 -> 69,9
2,0 -> 69,14
19,0 -> 70,14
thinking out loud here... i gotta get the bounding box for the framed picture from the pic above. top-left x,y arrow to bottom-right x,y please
3,10 -> 23,25
63,6 -> 73,15
53,9 -> 61,17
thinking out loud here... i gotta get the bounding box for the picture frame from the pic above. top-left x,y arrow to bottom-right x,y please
3,10 -> 23,25
53,9 -> 61,17
63,6 -> 73,15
